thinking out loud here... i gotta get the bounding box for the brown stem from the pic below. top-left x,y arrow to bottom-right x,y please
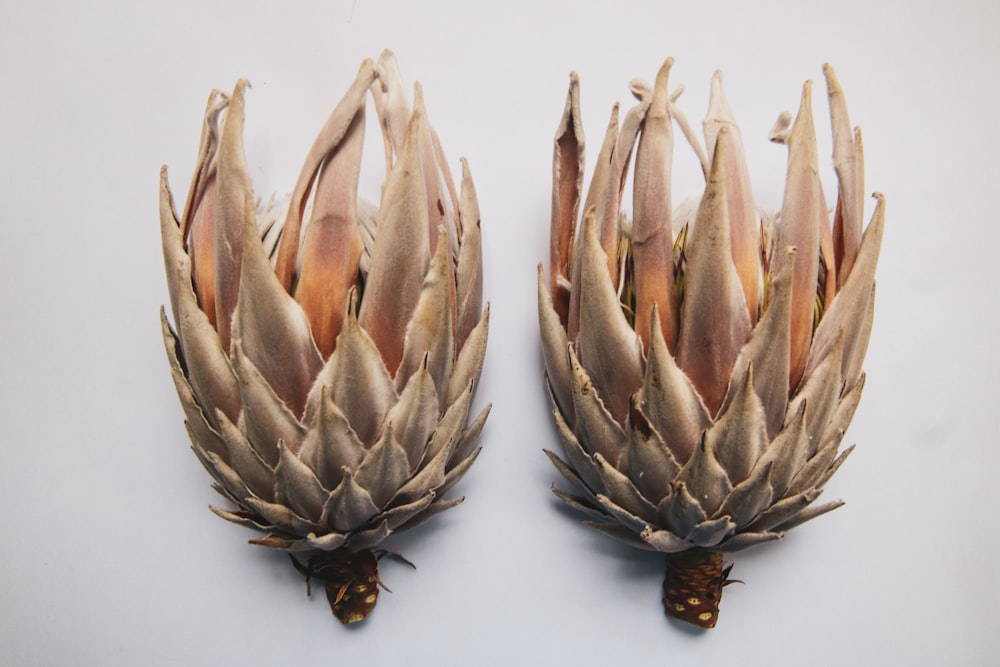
662,548 -> 734,629
291,549 -> 381,624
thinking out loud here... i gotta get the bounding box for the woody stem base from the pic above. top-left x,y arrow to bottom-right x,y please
662,549 -> 733,629
291,548 -> 381,624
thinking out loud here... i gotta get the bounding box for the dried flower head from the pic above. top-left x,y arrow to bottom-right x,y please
159,51 -> 489,624
539,59 -> 883,628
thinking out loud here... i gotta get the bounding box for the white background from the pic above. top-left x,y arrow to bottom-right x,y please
2,1 -> 997,664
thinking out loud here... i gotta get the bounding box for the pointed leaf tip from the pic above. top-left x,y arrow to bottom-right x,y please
358,97 -> 432,375
632,58 -> 677,354
677,127 -> 752,416
551,68 -> 585,325
212,78 -> 254,352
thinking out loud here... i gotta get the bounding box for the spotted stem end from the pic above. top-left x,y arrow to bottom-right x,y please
662,548 -> 735,629
291,548 -> 381,624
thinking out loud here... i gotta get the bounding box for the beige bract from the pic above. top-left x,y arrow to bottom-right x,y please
159,51 -> 488,623
539,59 -> 883,628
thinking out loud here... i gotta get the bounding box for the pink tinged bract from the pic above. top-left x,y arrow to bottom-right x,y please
703,71 -> 761,324
212,80 -> 253,353
632,59 -> 679,354
676,128 -> 752,417
358,99 -> 432,377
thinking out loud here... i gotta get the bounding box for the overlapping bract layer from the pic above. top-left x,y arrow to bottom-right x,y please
160,51 -> 489,553
540,60 -> 882,554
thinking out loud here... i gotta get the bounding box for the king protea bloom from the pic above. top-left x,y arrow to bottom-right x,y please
159,51 -> 489,624
539,59 -> 883,629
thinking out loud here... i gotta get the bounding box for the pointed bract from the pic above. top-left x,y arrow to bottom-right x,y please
278,60 -> 375,303
638,306 -> 711,463
358,103 -> 432,376
455,159 -> 484,349
772,81 -> 824,390
576,218 -> 644,422
677,128 -> 752,415
234,191 -> 324,419
160,171 -> 242,426
824,63 -> 864,287
704,70 -> 761,322
306,291 -> 397,447
633,59 -> 679,353
396,228 -> 455,395
299,386 -> 365,490
183,91 -> 228,330
213,80 -> 253,352
551,72 -> 584,324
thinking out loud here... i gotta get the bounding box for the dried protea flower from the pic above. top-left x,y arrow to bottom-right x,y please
539,59 -> 883,629
159,51 -> 489,624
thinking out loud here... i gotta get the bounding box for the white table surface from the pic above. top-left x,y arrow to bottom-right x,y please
1,1 -> 996,664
